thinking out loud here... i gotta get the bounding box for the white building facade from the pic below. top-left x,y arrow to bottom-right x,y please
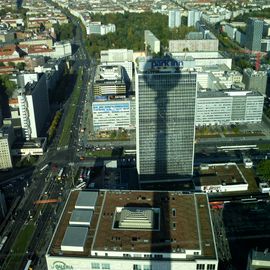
18,74 -> 50,140
0,125 -> 15,170
92,100 -> 132,131
144,30 -> 160,54
188,9 -> 201,27
196,90 -> 264,126
168,9 -> 181,28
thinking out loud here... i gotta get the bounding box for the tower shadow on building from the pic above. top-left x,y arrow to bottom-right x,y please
138,55 -> 196,188
135,55 -> 197,270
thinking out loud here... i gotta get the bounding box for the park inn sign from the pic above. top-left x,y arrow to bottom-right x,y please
150,58 -> 184,69
52,261 -> 73,270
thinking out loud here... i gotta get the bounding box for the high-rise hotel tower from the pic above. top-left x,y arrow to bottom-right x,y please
135,57 -> 197,183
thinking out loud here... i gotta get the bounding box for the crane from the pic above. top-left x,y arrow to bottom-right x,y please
229,48 -> 267,71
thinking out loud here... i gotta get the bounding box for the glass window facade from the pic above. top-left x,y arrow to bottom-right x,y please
136,71 -> 197,182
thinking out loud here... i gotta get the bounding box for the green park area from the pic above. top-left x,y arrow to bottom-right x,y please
58,68 -> 83,147
85,12 -> 195,56
258,143 -> 270,151
4,222 -> 35,270
85,147 -> 123,158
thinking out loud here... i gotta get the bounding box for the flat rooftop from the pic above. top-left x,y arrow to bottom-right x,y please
48,190 -> 217,260
198,163 -> 247,186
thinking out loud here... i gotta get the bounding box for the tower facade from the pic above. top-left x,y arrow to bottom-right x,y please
245,18 -> 263,51
188,9 -> 201,27
168,10 -> 181,29
136,58 -> 197,183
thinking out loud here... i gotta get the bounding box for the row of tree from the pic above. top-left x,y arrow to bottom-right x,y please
234,8 -> 270,23
47,110 -> 62,142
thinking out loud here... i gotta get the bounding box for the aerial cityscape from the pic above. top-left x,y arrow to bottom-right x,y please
0,0 -> 270,269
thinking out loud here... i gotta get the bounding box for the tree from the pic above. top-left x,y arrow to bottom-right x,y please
39,22 -> 45,32
0,75 -> 16,97
53,23 -> 74,41
256,160 -> 270,180
17,62 -> 26,71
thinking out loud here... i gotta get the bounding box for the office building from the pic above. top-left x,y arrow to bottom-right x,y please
52,41 -> 72,58
169,32 -> 219,52
144,30 -> 160,54
92,100 -> 132,131
188,9 -> 201,27
168,9 -> 181,28
245,18 -> 264,51
223,24 -> 236,40
196,90 -> 264,126
18,74 -> 50,140
86,22 -> 101,35
0,124 -> 15,170
235,30 -> 246,47
171,52 -> 232,69
136,58 -> 197,183
100,49 -> 133,62
261,38 -> 270,52
46,190 -> 218,270
94,65 -> 127,98
243,68 -> 267,95
86,22 -> 116,36
100,49 -> 134,82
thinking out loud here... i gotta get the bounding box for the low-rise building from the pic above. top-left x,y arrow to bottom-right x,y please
11,137 -> 47,156
0,30 -> 15,43
195,163 -> 248,193
46,190 -> 218,270
0,124 -> 15,170
19,38 -> 53,49
247,249 -> 270,270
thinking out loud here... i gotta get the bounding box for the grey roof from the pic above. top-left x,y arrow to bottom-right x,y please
61,226 -> 88,251
69,209 -> 93,226
75,191 -> 98,209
